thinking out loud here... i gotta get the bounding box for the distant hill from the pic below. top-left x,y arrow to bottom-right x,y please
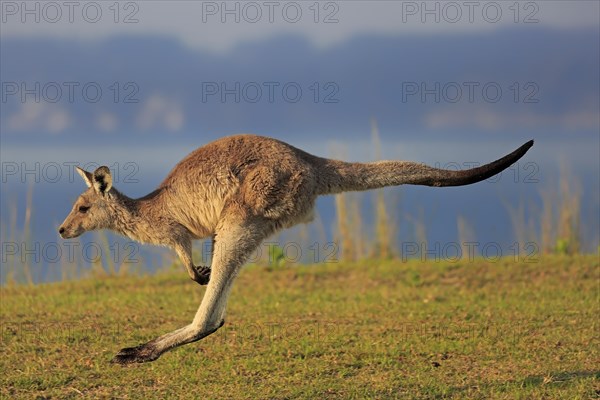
1,28 -> 598,145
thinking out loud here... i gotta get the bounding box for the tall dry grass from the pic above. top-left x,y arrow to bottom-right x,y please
334,187 -> 355,261
331,120 -> 398,261
456,214 -> 475,258
527,162 -> 583,255
370,119 -> 394,259
556,163 -> 582,254
1,185 -> 147,286
405,206 -> 427,247
1,185 -> 35,285
348,193 -> 366,260
539,186 -> 556,254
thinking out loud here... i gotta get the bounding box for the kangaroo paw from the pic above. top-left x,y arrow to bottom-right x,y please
111,342 -> 160,364
191,265 -> 211,285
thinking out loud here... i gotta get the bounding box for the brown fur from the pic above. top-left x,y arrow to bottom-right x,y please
58,134 -> 533,363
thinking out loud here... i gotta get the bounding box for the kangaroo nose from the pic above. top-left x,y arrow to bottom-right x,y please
59,227 -> 65,235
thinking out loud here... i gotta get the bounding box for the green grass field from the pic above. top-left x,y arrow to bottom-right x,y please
1,255 -> 598,399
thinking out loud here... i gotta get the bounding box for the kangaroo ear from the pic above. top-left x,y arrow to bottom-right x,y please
76,167 -> 93,188
92,166 -> 112,196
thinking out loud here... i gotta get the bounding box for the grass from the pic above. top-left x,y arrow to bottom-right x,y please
1,255 -> 598,399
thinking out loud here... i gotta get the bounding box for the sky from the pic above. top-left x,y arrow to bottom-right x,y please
2,1 -> 598,51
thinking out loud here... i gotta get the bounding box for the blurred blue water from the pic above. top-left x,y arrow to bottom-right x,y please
2,135 -> 598,284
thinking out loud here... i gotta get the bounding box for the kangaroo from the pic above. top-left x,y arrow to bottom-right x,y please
59,134 -> 533,364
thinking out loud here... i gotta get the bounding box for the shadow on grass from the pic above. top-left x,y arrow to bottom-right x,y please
446,370 -> 599,397
521,370 -> 599,386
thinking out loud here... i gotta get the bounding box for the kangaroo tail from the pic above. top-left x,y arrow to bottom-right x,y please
315,140 -> 534,195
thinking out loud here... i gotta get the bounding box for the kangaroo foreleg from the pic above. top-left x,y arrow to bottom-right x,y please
175,240 -> 211,285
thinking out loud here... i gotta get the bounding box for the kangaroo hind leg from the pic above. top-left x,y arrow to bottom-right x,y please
111,216 -> 273,364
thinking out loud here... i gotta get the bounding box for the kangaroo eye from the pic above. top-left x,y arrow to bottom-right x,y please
78,206 -> 90,213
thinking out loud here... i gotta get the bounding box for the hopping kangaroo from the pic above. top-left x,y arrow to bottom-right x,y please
59,134 -> 533,364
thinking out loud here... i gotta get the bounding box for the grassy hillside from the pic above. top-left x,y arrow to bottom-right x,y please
1,256 -> 598,399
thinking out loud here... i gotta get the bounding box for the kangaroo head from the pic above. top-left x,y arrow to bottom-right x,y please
59,166 -> 121,239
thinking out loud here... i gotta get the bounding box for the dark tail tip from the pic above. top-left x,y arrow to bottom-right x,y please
511,139 -> 535,163
437,139 -> 534,186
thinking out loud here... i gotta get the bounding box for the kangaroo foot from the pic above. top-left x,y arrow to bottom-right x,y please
191,265 -> 211,285
111,342 -> 160,364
